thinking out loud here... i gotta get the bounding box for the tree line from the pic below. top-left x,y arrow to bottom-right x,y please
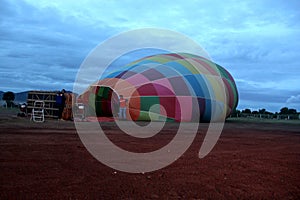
231,107 -> 299,119
239,107 -> 297,115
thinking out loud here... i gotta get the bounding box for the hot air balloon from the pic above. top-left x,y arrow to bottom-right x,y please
78,53 -> 238,122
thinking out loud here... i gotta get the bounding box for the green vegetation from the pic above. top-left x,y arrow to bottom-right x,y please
230,107 -> 299,120
2,91 -> 15,107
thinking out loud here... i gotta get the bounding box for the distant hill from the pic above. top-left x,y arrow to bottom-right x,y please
14,91 -> 29,103
0,90 -> 77,106
0,90 -> 76,105
0,91 -> 28,104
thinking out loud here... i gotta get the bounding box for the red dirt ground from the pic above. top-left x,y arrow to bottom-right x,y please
0,113 -> 299,199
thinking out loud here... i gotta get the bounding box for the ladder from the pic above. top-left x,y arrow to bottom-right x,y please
31,100 -> 45,122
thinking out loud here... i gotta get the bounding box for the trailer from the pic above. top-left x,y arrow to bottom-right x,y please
27,90 -> 75,120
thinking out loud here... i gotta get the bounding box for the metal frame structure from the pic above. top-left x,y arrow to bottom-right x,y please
27,91 -> 59,118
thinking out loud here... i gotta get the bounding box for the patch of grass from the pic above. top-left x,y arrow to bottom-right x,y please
226,117 -> 300,125
0,107 -> 19,114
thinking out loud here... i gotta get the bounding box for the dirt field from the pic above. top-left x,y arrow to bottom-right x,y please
0,109 -> 300,199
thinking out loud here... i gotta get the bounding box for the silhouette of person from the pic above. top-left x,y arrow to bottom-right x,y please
56,89 -> 66,120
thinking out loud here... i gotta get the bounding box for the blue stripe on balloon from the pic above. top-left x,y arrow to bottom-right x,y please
164,61 -> 192,75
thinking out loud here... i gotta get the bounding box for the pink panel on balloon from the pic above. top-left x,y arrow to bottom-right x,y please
153,84 -> 174,96
152,78 -> 175,94
126,73 -> 149,86
175,96 -> 193,122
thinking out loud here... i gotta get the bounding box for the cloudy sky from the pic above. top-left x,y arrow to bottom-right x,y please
0,0 -> 299,112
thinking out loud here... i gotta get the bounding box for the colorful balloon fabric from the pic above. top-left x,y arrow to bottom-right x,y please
79,53 -> 238,122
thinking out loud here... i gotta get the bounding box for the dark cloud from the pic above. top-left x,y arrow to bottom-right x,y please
0,0 -> 117,93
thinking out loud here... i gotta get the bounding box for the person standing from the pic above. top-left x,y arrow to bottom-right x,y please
55,89 -> 66,120
119,95 -> 127,120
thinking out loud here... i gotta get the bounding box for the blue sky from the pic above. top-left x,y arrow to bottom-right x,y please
0,0 -> 299,112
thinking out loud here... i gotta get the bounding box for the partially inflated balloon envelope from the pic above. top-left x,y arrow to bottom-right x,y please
78,53 -> 238,122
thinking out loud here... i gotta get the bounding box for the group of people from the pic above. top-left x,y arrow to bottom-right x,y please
56,89 -> 128,120
111,95 -> 128,120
